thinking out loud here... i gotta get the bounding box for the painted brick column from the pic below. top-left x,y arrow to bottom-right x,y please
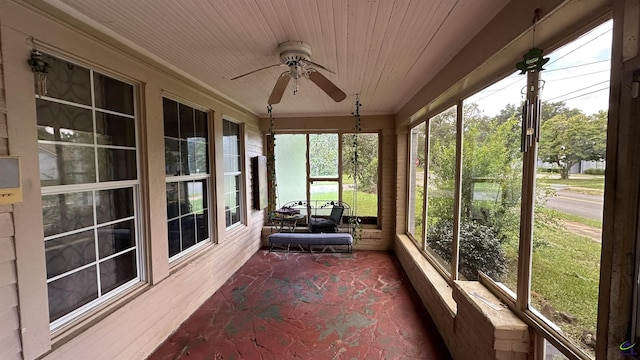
453,282 -> 531,359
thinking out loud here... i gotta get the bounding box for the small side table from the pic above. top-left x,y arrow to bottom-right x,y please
270,213 -> 305,232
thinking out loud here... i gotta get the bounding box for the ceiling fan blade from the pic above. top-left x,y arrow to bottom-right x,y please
268,72 -> 291,105
230,63 -> 282,80
308,71 -> 346,102
303,60 -> 336,74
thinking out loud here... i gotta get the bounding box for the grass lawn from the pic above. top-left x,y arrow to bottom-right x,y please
311,190 -> 378,217
546,209 -> 602,229
537,174 -> 604,195
532,224 -> 600,350
503,219 -> 600,354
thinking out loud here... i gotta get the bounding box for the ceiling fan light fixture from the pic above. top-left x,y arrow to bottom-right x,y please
232,40 -> 345,104
289,65 -> 304,79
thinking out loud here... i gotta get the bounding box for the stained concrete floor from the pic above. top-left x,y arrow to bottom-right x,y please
148,250 -> 452,359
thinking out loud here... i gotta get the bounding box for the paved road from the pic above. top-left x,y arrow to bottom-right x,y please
545,188 -> 603,221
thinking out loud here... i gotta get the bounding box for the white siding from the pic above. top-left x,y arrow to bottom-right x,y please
0,24 -> 22,360
0,2 -> 265,359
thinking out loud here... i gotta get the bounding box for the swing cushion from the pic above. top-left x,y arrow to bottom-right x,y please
269,232 -> 353,246
309,205 -> 344,233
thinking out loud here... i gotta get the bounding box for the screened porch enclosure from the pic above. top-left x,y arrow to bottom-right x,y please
0,1 -> 637,360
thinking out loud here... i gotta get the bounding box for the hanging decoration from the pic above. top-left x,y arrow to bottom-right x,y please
515,9 -> 549,74
515,48 -> 549,74
28,49 -> 49,96
350,96 -> 363,242
266,105 -> 278,215
518,9 -> 546,153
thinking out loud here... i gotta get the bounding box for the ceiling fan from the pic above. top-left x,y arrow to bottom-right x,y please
230,41 -> 347,105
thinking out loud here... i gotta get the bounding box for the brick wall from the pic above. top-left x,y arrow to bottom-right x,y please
396,235 -> 531,360
453,282 -> 530,359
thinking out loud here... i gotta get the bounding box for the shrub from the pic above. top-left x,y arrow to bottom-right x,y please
427,219 -> 507,281
584,168 -> 605,175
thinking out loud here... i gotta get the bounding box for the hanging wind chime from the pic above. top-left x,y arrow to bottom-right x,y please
28,49 -> 50,96
516,8 -> 549,153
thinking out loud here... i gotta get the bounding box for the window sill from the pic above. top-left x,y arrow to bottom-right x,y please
395,234 -> 457,318
168,240 -> 217,276
49,281 -> 149,352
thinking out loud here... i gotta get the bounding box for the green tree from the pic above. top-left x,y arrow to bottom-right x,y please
425,103 -> 523,244
538,111 -> 607,179
540,101 -> 582,124
493,103 -> 519,126
343,133 -> 379,193
309,134 -> 338,177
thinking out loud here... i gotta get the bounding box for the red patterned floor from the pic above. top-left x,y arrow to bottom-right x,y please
148,250 -> 451,359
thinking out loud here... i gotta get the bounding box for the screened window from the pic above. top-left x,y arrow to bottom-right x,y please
273,134 -> 306,206
274,132 -> 379,222
424,106 -> 457,275
163,98 -> 211,259
408,123 -> 425,245
223,120 -> 243,227
37,53 -> 141,328
342,133 -> 379,218
405,19 -> 612,359
462,73 -> 525,288
530,21 -> 610,358
309,134 -> 339,202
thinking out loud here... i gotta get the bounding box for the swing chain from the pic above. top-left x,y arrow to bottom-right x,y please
350,96 -> 363,242
267,104 -> 277,214
267,104 -> 274,135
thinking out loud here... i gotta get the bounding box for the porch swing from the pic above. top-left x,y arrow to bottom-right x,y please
266,103 -> 359,252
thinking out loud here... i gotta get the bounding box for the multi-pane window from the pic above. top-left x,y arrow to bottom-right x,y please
274,132 -> 379,221
309,134 -> 339,202
223,120 -> 243,227
36,53 -> 141,327
163,98 -> 210,258
406,19 -> 612,359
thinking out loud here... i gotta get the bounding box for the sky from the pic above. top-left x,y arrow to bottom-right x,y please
466,20 -> 613,117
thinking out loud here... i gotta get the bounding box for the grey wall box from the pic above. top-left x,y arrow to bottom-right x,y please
0,156 -> 22,204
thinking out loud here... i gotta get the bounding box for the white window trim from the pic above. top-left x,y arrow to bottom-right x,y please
162,97 -> 213,262
35,55 -> 145,331
223,118 -> 245,229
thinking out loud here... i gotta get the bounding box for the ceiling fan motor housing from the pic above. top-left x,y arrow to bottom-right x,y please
268,41 -> 345,104
279,41 -> 312,67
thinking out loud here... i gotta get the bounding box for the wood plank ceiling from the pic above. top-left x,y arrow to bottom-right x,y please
50,0 -> 509,118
